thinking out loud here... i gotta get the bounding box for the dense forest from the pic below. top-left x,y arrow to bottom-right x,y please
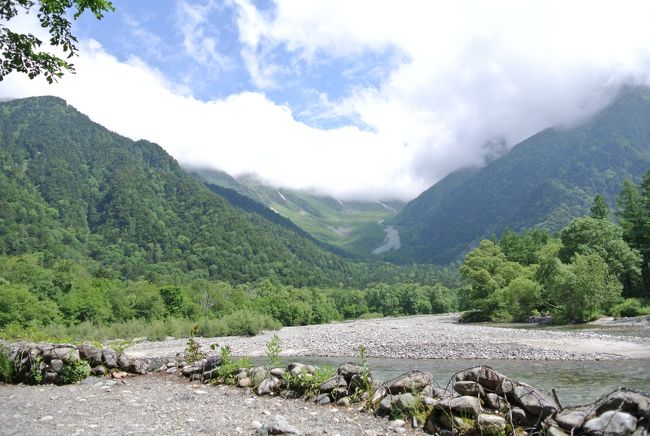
391,87 -> 650,264
459,172 -> 650,323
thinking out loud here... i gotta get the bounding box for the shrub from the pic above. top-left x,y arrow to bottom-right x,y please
60,359 -> 90,384
610,298 -> 650,317
0,348 -> 13,382
214,346 -> 251,385
283,365 -> 335,400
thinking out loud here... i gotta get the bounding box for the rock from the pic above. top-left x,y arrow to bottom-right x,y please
546,425 -> 569,436
203,355 -> 222,371
512,382 -> 558,419
386,371 -> 433,394
394,393 -> 417,412
484,393 -> 505,410
440,414 -> 475,432
555,407 -> 590,431
378,395 -> 394,413
52,347 -> 78,363
44,371 -> 58,384
78,344 -> 103,367
255,415 -> 302,435
256,377 -> 280,396
331,387 -> 349,400
477,414 -> 506,435
349,373 -> 373,393
437,395 -> 482,417
117,353 -> 130,370
112,371 -> 128,379
454,381 -> 485,397
337,363 -> 365,381
238,377 -> 252,388
389,419 -> 406,427
91,365 -> 107,376
202,369 -> 217,380
454,366 -> 505,391
236,370 -> 249,381
583,411 -> 637,435
128,359 -> 148,375
102,348 -> 118,368
596,388 -> 650,417
319,375 -> 347,393
336,396 -> 351,407
270,368 -> 285,378
510,407 -> 528,426
50,359 -> 64,374
370,386 -> 388,405
317,393 -> 331,405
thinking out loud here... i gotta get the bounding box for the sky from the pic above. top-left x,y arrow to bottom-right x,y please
2,1 -> 650,201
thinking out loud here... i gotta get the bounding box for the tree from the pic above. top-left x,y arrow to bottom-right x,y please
0,0 -> 114,83
590,194 -> 610,220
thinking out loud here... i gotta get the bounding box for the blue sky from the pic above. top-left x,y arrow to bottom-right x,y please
3,1 -> 650,200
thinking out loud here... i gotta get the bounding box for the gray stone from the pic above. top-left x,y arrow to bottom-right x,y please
202,369 -> 218,380
166,367 -> 177,374
555,407 -> 590,431
477,414 -> 506,435
269,368 -> 285,378
394,393 -> 417,411
337,363 -> 365,381
596,389 -> 650,418
512,382 -> 558,419
336,396 -> 351,407
238,377 -> 252,388
510,407 -> 527,426
128,359 -> 148,375
50,359 -> 64,374
331,387 -> 349,400
250,366 -> 268,382
91,365 -> 107,376
317,393 -> 331,405
583,411 -> 637,435
454,366 -> 505,391
370,386 -> 388,405
546,425 -> 569,436
203,355 -> 222,371
255,415 -> 302,435
386,371 -> 433,394
182,365 -> 201,376
454,381 -> 484,397
484,393 -> 505,410
256,376 -> 280,396
78,344 -> 103,367
117,353 -> 130,370
102,348 -> 118,368
319,375 -> 346,393
440,414 -> 475,432
379,395 -> 394,413
61,349 -> 79,363
236,370 -> 249,381
445,395 -> 482,417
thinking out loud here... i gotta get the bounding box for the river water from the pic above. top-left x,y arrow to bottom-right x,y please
372,221 -> 401,254
278,356 -> 649,406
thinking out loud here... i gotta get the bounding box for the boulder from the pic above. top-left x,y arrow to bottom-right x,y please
317,393 -> 331,405
437,396 -> 482,417
555,407 -> 590,431
386,371 -> 433,394
454,366 -> 505,391
378,395 -> 394,414
596,388 -> 650,418
512,382 -> 558,419
255,415 -> 302,435
91,365 -> 107,376
477,414 -> 506,435
331,387 -> 349,400
202,369 -> 218,380
546,425 -> 570,436
454,381 -> 485,397
117,353 -> 130,370
238,377 -> 252,388
583,411 -> 638,435
337,363 -> 365,381
319,375 -> 346,393
440,414 -> 475,432
203,355 -> 222,372
394,393 -> 418,412
484,393 -> 505,410
101,348 -> 118,368
336,397 -> 351,407
50,359 -> 64,374
256,376 -> 281,396
128,359 -> 148,375
182,365 -> 201,376
78,344 -> 103,367
510,407 -> 528,426
269,368 -> 285,378
249,366 -> 268,381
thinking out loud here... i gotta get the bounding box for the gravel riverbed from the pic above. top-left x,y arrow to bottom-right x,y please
128,314 -> 650,361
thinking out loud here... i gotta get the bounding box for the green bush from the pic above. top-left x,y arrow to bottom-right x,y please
214,346 -> 251,385
610,298 -> 650,317
60,359 -> 90,384
283,365 -> 335,400
0,348 -> 13,382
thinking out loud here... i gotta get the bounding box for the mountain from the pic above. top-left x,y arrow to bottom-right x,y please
0,96 -> 350,286
191,168 -> 405,257
389,86 -> 650,264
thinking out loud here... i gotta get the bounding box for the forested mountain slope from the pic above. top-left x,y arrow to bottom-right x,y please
390,87 -> 650,264
0,96 -> 349,286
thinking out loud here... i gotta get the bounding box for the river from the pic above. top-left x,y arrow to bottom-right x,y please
372,221 -> 401,254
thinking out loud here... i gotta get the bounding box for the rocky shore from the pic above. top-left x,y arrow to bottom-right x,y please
127,314 -> 650,361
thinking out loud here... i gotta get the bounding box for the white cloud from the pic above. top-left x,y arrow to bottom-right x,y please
3,2 -> 650,201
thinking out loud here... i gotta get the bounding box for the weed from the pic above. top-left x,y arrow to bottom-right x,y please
60,359 -> 90,384
0,348 -> 13,382
185,324 -> 205,364
283,365 -> 335,400
214,346 -> 251,385
26,355 -> 44,385
266,334 -> 282,368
